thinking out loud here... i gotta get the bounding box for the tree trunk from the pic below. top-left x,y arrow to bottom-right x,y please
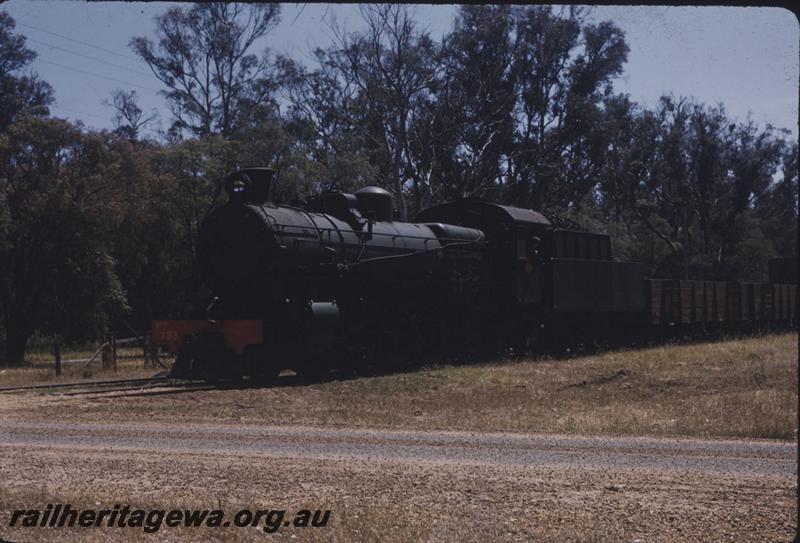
3,325 -> 30,366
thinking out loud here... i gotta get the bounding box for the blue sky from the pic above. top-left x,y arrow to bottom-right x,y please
3,3 -> 798,139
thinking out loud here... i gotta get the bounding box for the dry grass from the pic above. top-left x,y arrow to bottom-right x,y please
0,347 -> 165,387
13,332 -> 796,440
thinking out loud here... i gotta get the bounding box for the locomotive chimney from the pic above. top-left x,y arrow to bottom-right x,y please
224,167 -> 275,204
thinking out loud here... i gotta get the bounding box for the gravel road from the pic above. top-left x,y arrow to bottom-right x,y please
1,421 -> 794,477
1,420 -> 796,542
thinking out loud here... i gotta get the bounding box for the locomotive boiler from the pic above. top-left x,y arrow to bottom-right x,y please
153,167 -> 797,381
156,168 -> 488,379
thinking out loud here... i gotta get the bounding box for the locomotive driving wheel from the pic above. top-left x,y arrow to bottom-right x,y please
243,344 -> 280,383
170,337 -> 202,379
169,332 -> 233,382
169,347 -> 193,379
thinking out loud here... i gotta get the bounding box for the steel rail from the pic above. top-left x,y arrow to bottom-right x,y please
0,377 -> 172,394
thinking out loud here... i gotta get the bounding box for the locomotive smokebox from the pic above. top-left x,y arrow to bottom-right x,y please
224,167 -> 275,204
355,186 -> 393,221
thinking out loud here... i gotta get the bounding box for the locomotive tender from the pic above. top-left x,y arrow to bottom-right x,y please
153,167 -> 797,380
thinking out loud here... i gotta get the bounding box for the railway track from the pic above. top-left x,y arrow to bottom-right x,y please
0,377 -> 201,395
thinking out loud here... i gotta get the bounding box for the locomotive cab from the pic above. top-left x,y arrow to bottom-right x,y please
415,200 -> 551,306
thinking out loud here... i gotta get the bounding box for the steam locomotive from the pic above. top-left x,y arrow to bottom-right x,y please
152,167 -> 797,380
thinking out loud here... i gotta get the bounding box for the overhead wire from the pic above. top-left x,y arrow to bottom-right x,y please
15,19 -> 170,132
26,37 -> 158,80
51,105 -> 113,123
36,59 -> 163,94
16,18 -> 165,127
17,21 -> 144,64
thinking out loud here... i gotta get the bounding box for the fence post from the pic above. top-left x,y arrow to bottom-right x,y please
101,334 -> 110,368
112,334 -> 117,373
152,344 -> 163,370
54,335 -> 61,377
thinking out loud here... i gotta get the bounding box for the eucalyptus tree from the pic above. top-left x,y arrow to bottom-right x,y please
0,119 -> 145,364
0,11 -> 53,131
507,6 -> 629,212
104,89 -> 158,141
282,5 -> 440,219
430,4 -> 517,202
130,3 -> 281,138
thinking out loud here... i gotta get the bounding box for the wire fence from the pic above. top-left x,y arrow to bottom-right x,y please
50,332 -> 169,376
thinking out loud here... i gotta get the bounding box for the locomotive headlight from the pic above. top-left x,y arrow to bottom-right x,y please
223,168 -> 274,204
224,172 -> 252,202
